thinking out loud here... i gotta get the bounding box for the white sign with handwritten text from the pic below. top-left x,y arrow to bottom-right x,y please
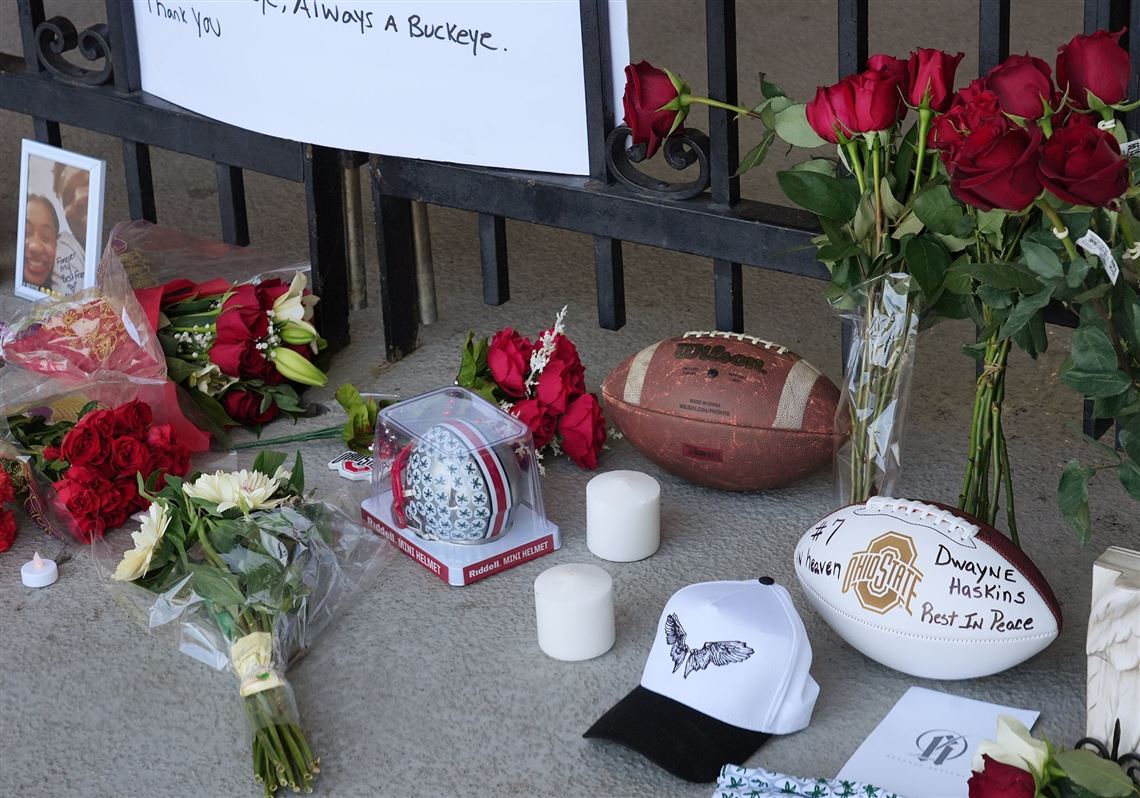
133,0 -> 629,175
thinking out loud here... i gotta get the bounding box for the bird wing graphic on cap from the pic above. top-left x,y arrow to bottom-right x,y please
664,613 -> 754,678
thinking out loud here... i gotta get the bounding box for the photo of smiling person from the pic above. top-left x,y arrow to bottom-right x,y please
14,141 -> 105,302
21,194 -> 59,293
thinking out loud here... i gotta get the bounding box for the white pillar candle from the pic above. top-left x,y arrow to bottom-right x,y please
534,563 -> 615,661
21,552 -> 58,588
586,470 -> 661,562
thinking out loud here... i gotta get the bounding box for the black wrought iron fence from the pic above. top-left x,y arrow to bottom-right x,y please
1,0 -> 1136,439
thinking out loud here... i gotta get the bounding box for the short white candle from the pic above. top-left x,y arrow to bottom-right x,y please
586,470 -> 661,562
21,551 -> 58,588
534,563 -> 615,661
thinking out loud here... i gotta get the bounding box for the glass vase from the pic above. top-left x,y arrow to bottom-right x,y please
834,272 -> 920,506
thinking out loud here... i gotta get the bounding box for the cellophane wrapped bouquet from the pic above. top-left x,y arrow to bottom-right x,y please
96,451 -> 394,795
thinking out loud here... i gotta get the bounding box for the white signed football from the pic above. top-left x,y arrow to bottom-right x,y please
793,497 -> 1061,680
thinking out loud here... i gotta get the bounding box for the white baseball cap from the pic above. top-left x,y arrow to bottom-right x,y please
585,577 -> 819,782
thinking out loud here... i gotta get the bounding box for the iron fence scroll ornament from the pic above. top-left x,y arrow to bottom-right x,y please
605,125 -> 710,200
1075,720 -> 1140,786
35,15 -> 114,86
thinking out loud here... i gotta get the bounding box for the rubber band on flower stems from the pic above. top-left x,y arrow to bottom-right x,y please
1097,118 -> 1117,131
1126,244 -> 1140,261
1052,226 -> 1070,240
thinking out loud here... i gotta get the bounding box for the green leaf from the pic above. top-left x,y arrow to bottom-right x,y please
1093,387 -> 1137,420
962,340 -> 989,361
1058,459 -> 1094,545
758,73 -> 786,99
892,123 -> 918,194
1053,748 -> 1135,797
186,390 -> 237,431
777,170 -> 860,222
186,563 -> 246,610
773,103 -> 827,148
999,287 -> 1054,340
978,284 -> 1013,309
1119,461 -> 1140,501
1071,327 -> 1122,373
165,357 -> 199,385
1066,255 -> 1092,288
946,261 -> 1041,293
252,450 -> 287,478
891,212 -> 925,240
904,236 -> 950,297
1022,240 -> 1065,280
758,95 -> 795,128
911,184 -> 964,235
289,451 -> 305,494
880,178 -> 905,221
335,382 -> 363,411
735,131 -> 776,176
1073,283 -> 1113,303
789,158 -> 838,176
929,291 -> 972,320
943,256 -> 973,295
1062,367 -> 1132,398
1123,414 -> 1140,465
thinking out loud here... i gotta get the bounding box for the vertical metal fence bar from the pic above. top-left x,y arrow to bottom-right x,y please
581,0 -> 626,330
837,0 -> 867,370
18,0 -> 61,146
978,0 -> 1010,74
370,162 -> 419,360
707,0 -> 743,332
479,213 -> 510,305
304,145 -> 350,350
1082,0 -> 1129,34
107,0 -> 156,223
216,163 -> 250,246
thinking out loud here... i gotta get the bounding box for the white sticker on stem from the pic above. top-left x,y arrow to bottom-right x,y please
1076,230 -> 1120,285
1121,138 -> 1140,157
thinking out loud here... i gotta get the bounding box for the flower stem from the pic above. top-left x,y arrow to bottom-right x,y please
1037,201 -> 1080,261
230,424 -> 344,451
683,95 -> 762,120
871,134 -> 884,255
844,140 -> 867,194
911,107 -> 933,196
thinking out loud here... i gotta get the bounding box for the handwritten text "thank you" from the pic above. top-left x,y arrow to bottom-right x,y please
143,0 -> 221,38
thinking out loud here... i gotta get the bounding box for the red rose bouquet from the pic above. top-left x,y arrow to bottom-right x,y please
135,272 -> 329,430
0,461 -> 18,552
456,307 -> 607,469
6,399 -> 191,542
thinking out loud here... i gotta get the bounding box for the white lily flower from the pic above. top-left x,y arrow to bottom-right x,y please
189,362 -> 238,396
113,501 -> 171,582
183,469 -> 288,514
971,715 -> 1048,780
270,273 -> 318,324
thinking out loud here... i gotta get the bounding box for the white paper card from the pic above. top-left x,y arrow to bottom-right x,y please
1076,230 -> 1120,284
836,686 -> 1039,798
133,0 -> 628,175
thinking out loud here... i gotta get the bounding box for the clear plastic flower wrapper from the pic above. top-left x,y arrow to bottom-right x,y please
94,451 -> 395,796
833,272 -> 920,506
373,386 -> 549,545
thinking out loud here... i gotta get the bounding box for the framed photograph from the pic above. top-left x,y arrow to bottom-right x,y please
14,140 -> 106,301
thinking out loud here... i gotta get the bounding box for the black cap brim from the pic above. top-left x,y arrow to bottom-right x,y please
583,685 -> 771,783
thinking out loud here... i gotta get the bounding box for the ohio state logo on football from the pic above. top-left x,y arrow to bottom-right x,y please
842,532 -> 923,615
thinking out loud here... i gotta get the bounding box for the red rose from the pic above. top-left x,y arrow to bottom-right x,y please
218,284 -> 268,337
1038,124 -> 1129,207
239,344 -> 279,383
623,61 -> 684,159
535,359 -> 579,415
512,398 -> 557,449
209,341 -> 246,378
1056,29 -> 1131,109
112,478 -> 141,513
867,53 -> 907,88
906,48 -> 965,111
806,79 -> 860,143
42,445 -> 60,461
164,444 -> 191,478
950,124 -> 1043,211
487,328 -> 534,398
968,755 -> 1035,798
929,81 -> 1008,161
60,424 -> 107,467
0,509 -> 16,552
103,508 -> 129,532
542,333 -> 587,395
146,423 -> 175,450
255,277 -> 291,310
851,66 -> 906,131
222,390 -> 280,426
65,465 -> 110,493
53,478 -> 101,520
557,393 -> 606,470
111,436 -> 150,475
77,408 -> 116,440
111,400 -> 153,435
984,54 -> 1056,119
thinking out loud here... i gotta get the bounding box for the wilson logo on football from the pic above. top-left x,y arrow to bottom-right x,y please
842,532 -> 923,615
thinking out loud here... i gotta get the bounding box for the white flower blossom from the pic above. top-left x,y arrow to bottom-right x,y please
972,715 -> 1049,780
183,468 -> 290,514
112,501 -> 171,582
524,305 -> 568,393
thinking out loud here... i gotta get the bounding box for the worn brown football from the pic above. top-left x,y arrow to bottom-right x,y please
601,331 -> 840,491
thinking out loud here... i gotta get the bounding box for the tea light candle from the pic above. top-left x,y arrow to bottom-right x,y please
21,552 -> 58,588
534,563 -> 615,661
587,470 -> 661,562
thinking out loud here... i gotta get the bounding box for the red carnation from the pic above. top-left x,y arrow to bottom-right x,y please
77,408 -> 116,440
0,468 -> 14,506
111,436 -> 150,475
512,398 -> 557,449
1056,29 -> 1131,109
557,393 -> 606,470
0,510 -> 16,552
487,328 -> 534,398
60,424 -> 107,468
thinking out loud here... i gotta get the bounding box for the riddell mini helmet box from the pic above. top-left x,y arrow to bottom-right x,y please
362,387 -> 560,586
